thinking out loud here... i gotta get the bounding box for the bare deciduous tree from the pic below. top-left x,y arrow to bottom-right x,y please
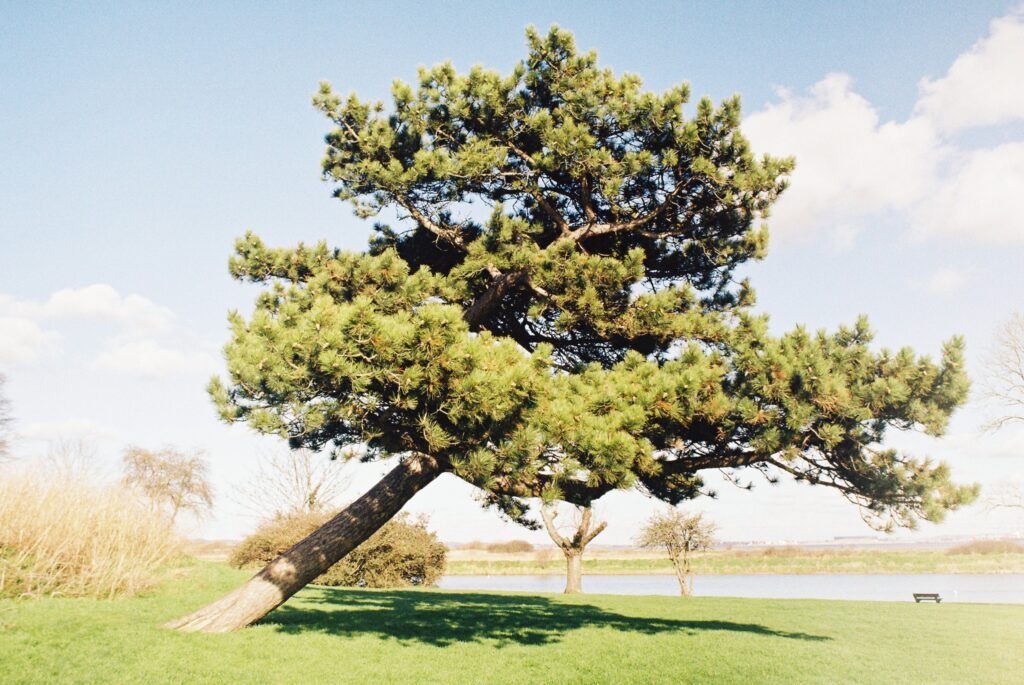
0,374 -> 11,461
45,438 -> 102,479
636,509 -> 716,596
985,312 -> 1024,431
235,447 -> 353,518
986,483 -> 1024,512
540,504 -> 607,594
122,446 -> 213,523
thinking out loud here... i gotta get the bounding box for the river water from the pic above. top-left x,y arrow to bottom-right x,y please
437,573 -> 1024,604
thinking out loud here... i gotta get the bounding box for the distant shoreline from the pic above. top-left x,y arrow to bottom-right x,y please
446,545 -> 1024,576
186,539 -> 1024,576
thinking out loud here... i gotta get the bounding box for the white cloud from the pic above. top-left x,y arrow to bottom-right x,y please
912,142 -> 1024,244
41,284 -> 174,332
913,267 -> 970,294
0,316 -> 60,364
744,74 -> 943,246
91,338 -> 219,379
744,7 -> 1024,247
915,9 -> 1024,133
1,285 -> 214,377
0,284 -> 173,332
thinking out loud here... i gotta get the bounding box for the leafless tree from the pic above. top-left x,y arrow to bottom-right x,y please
235,447 -> 353,518
636,509 -> 716,596
0,374 -> 11,462
45,438 -> 103,479
984,312 -> 1024,431
122,446 -> 214,523
540,504 -> 607,594
986,483 -> 1024,512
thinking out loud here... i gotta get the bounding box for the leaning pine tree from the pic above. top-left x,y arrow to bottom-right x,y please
168,27 -> 977,632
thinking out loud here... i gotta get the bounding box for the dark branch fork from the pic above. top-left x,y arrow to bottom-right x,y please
390,162 -> 694,333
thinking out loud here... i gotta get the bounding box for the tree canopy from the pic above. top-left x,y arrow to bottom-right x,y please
213,26 -> 975,532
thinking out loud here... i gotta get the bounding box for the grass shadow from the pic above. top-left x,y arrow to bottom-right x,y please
264,586 -> 831,647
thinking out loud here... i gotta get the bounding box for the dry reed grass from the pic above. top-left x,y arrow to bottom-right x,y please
947,539 -> 1024,555
461,539 -> 534,553
0,471 -> 181,599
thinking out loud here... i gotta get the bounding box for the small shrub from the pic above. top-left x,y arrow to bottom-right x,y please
0,472 -> 181,598
229,510 -> 326,570
534,548 -> 556,569
230,511 -> 447,588
947,540 -> 1024,555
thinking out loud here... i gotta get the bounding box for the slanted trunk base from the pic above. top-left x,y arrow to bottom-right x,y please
165,453 -> 442,633
164,575 -> 285,633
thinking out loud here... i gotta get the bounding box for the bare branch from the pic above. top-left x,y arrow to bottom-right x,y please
234,447 -> 354,519
582,518 -> 608,546
0,374 -> 11,462
393,193 -> 466,251
985,482 -> 1024,512
540,506 -> 568,549
984,312 -> 1024,432
464,269 -> 527,328
569,178 -> 691,240
122,446 -> 214,523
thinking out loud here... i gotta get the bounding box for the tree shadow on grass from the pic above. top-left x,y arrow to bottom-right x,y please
263,587 -> 831,647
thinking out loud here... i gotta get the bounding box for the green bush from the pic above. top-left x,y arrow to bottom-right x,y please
230,511 -> 447,588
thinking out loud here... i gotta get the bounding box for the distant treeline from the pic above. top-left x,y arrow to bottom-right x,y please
459,540 -> 534,553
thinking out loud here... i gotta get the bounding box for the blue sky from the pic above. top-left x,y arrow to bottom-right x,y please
2,1 -> 1023,543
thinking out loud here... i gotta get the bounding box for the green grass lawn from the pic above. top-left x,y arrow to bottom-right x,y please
1,561 -> 1022,685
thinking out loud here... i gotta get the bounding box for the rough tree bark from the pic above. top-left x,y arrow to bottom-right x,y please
165,453 -> 442,632
564,552 -> 583,594
540,506 -> 607,594
669,554 -> 692,596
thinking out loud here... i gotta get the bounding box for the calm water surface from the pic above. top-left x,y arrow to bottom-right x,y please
438,574 -> 1024,604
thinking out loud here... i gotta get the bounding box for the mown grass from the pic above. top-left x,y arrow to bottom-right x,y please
1,561 -> 1022,684
447,547 -> 1024,576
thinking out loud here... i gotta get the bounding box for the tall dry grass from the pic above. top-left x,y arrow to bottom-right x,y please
947,539 -> 1024,555
0,472 -> 182,599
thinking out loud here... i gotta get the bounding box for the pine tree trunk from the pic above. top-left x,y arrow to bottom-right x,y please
564,552 -> 583,594
164,453 -> 442,633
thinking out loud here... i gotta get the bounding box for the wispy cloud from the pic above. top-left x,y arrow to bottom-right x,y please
0,315 -> 60,364
912,267 -> 971,294
3,284 -> 174,332
91,337 -> 219,379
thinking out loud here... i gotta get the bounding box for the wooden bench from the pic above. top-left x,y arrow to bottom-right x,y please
913,593 -> 942,603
